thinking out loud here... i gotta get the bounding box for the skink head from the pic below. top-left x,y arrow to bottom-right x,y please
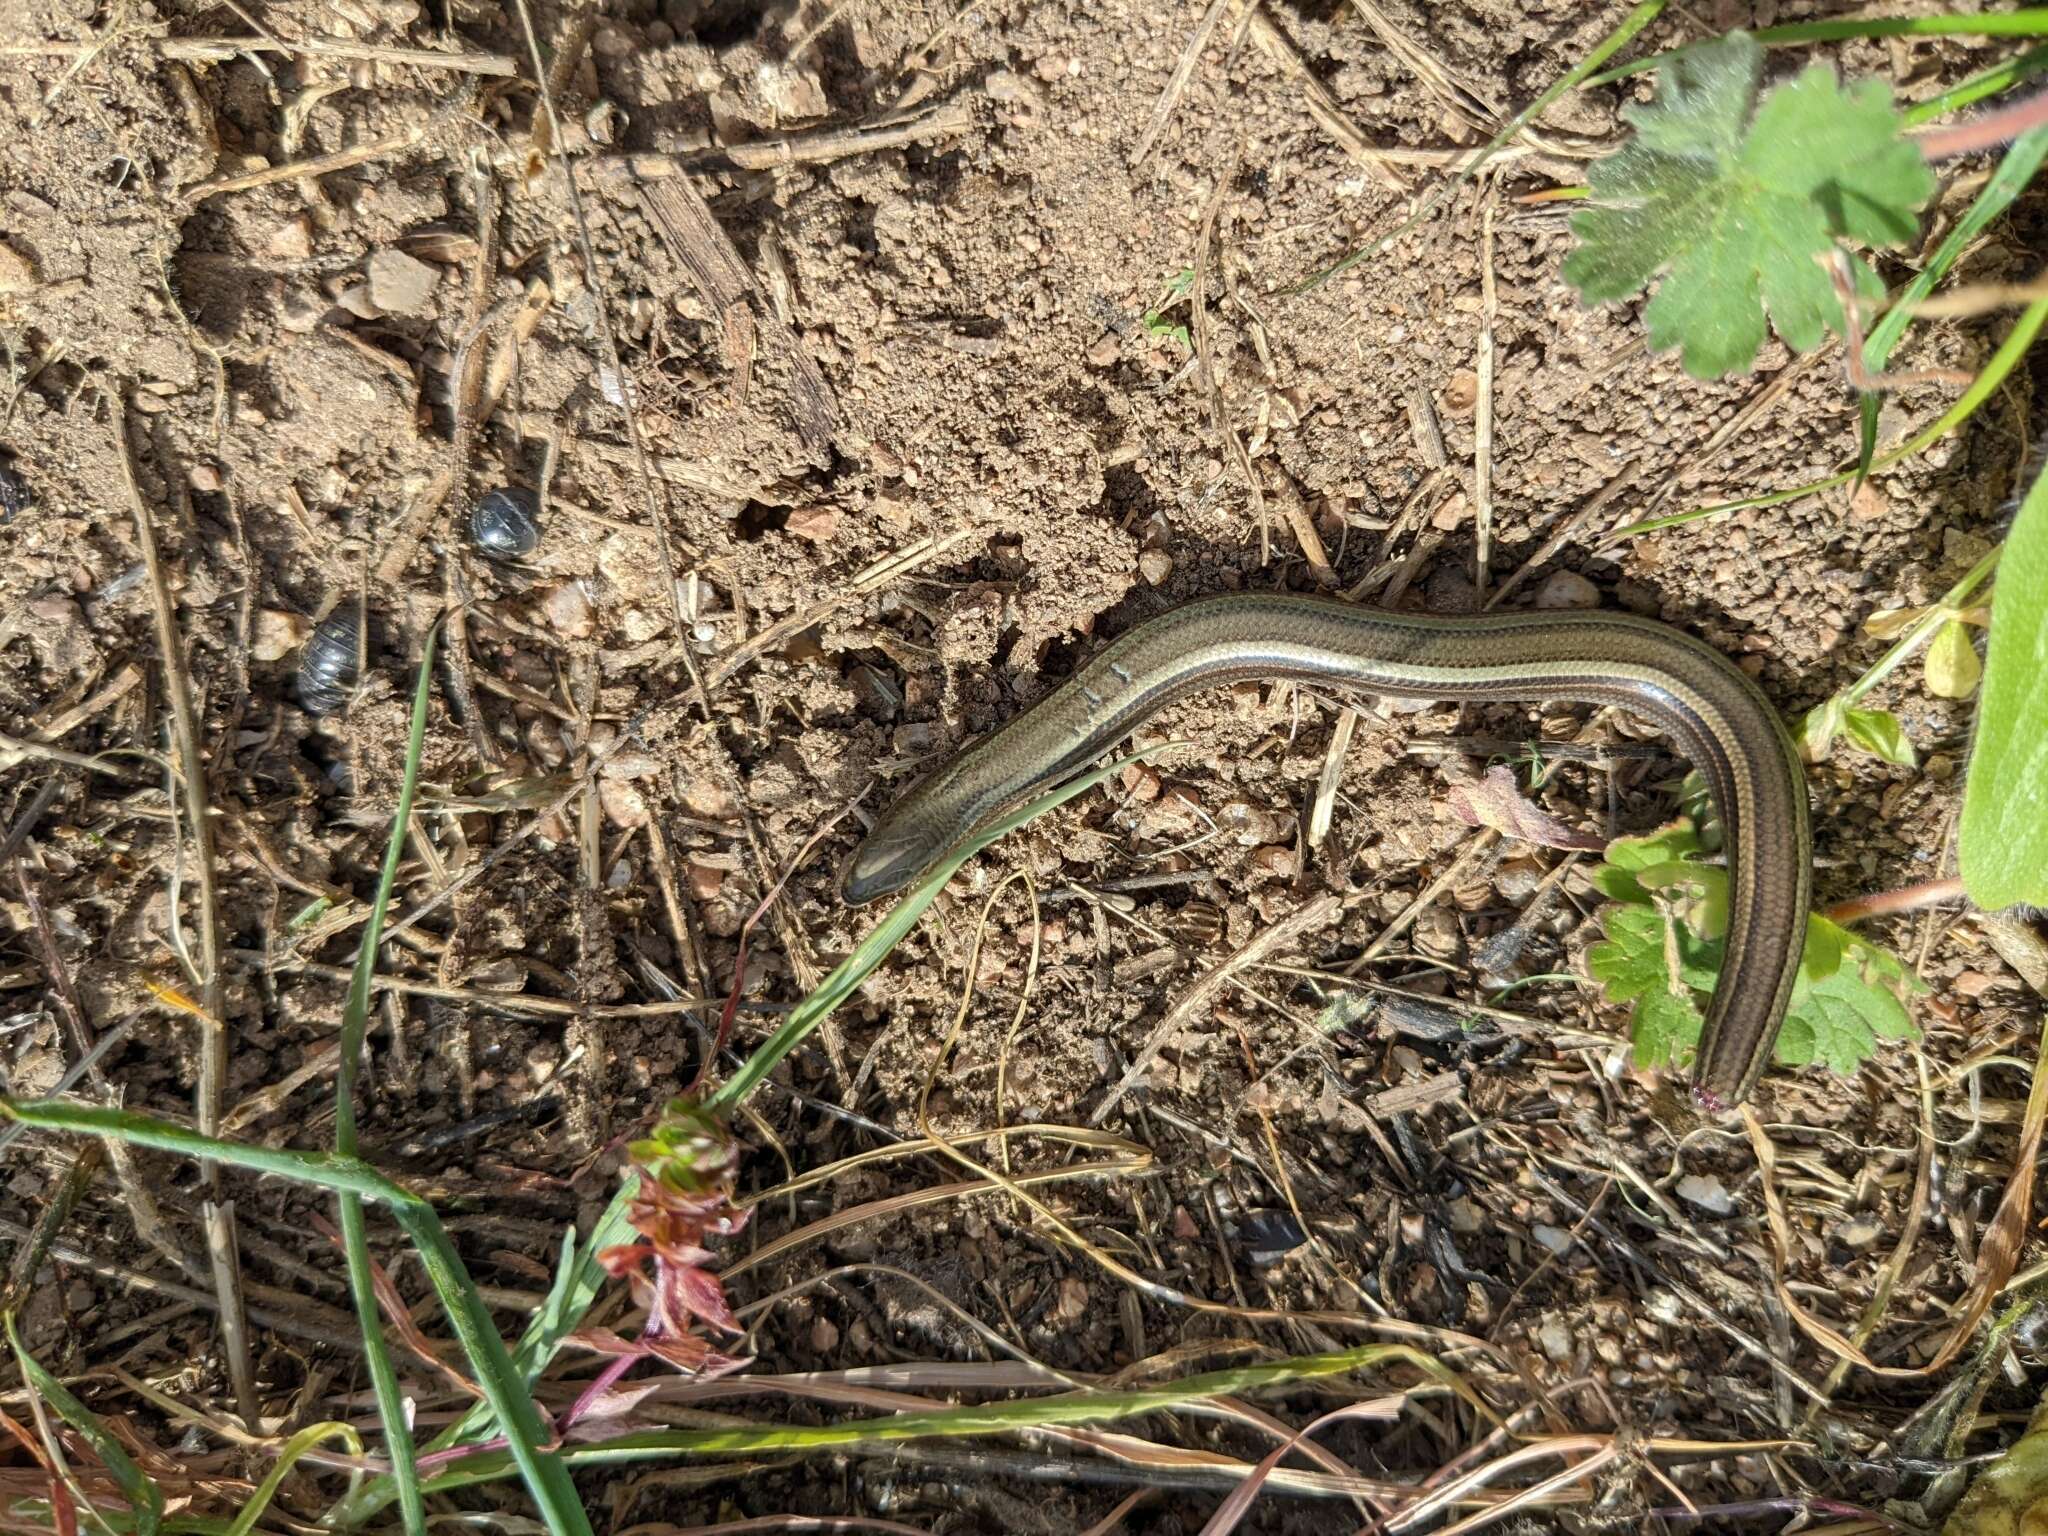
841,820 -> 935,906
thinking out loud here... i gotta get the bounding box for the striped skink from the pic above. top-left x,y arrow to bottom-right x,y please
843,592 -> 1810,1110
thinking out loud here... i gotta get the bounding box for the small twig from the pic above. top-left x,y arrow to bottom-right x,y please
603,97 -> 974,173
709,526 -> 978,688
5,33 -> 516,72
1474,186 -> 1498,601
1191,149 -> 1265,563
181,87 -> 476,200
1130,0 -> 1233,168
1308,707 -> 1358,849
1090,893 -> 1346,1126
112,397 -> 258,1426
1245,5 -> 1405,191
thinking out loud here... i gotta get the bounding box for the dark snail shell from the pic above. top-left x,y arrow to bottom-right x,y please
470,487 -> 542,560
297,610 -> 362,715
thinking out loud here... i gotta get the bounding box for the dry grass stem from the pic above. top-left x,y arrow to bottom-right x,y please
1091,893 -> 1345,1125
1473,186 -> 1498,600
1245,5 -> 1405,191
112,396 -> 258,1424
4,33 -> 516,72
1130,0 -> 1233,168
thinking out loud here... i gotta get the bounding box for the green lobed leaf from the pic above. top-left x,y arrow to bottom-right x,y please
1563,32 -> 1934,379
1585,903 -> 1722,1068
1637,859 -> 1729,941
1962,460 -> 2048,910
1590,820 -> 1704,902
1587,824 -> 1922,1077
1777,913 -> 1923,1073
1777,964 -> 1917,1073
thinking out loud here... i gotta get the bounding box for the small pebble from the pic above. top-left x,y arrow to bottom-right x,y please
1534,569 -> 1600,610
1049,1275 -> 1091,1328
681,777 -> 738,820
597,779 -> 650,829
335,283 -> 383,321
251,608 -> 310,662
1250,844 -> 1298,881
1217,799 -> 1289,845
267,215 -> 314,260
542,580 -> 596,639
1139,549 -> 1173,585
1535,1316 -> 1574,1363
1675,1174 -> 1733,1215
0,241 -> 38,294
1085,332 -> 1120,368
785,504 -> 840,541
1441,369 -> 1479,416
366,249 -> 439,316
1121,764 -> 1161,801
189,463 -> 224,493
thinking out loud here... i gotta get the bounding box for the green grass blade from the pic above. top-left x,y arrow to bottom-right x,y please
0,1101 -> 416,1199
1297,0 -> 1669,291
385,1207 -> 591,1536
1589,13 -> 2048,87
1,1097 -> 593,1535
333,627 -> 439,1536
5,1312 -> 165,1536
223,1422 -> 363,1536
1605,296 -> 2048,544
1901,44 -> 2048,127
1856,125 -> 2048,476
1960,458 -> 2048,908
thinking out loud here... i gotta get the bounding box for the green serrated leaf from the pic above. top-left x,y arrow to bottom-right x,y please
1640,859 -> 1730,941
1586,903 -> 1721,1068
1563,31 -> 1933,378
1926,617 -> 1983,700
1840,706 -> 1917,767
1777,959 -> 1917,1074
1592,821 -> 1705,902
